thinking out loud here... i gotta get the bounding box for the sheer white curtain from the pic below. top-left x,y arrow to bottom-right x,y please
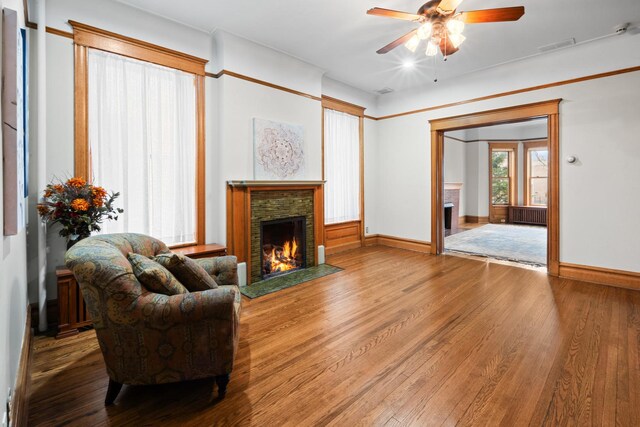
87,49 -> 197,245
324,108 -> 360,224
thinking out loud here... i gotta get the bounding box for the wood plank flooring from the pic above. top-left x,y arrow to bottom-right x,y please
28,246 -> 640,426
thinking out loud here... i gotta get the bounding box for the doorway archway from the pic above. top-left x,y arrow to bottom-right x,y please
430,99 -> 561,275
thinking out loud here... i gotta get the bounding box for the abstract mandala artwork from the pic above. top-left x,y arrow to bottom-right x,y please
254,118 -> 305,180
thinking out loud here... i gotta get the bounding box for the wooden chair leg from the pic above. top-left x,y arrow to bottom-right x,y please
105,379 -> 123,405
215,374 -> 230,399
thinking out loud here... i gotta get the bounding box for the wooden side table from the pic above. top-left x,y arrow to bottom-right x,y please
172,243 -> 227,259
56,268 -> 93,339
56,243 -> 227,339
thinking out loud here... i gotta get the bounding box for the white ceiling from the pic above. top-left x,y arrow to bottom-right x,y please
115,0 -> 640,93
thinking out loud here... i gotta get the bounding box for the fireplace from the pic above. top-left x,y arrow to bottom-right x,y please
260,216 -> 306,279
226,181 -> 324,284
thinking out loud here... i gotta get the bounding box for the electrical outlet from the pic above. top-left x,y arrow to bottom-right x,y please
365,226 -> 369,233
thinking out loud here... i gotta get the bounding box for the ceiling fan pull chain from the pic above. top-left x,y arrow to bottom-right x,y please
444,31 -> 448,61
434,54 -> 438,82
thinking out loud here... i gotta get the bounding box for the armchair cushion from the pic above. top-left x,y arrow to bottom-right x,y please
154,252 -> 218,292
128,253 -> 188,296
196,256 -> 239,287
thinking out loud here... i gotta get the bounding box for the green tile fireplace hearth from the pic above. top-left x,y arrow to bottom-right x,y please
240,264 -> 343,299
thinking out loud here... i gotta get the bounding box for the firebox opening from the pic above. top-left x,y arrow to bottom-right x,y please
260,216 -> 306,279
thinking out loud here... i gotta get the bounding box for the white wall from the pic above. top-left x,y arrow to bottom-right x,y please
214,30 -> 324,96
322,76 -> 378,117
464,141 -> 486,217
375,113 -> 431,242
46,0 -> 214,71
0,0 -> 29,422
443,139 -> 466,216
378,34 -> 640,118
216,75 -> 323,244
363,118 -> 378,235
374,42 -> 640,272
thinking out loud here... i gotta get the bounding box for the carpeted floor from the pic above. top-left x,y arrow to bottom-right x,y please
240,264 -> 343,298
445,223 -> 547,266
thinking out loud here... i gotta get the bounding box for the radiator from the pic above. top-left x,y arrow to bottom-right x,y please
508,206 -> 547,226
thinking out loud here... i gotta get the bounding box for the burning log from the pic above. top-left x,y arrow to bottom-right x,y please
262,237 -> 300,275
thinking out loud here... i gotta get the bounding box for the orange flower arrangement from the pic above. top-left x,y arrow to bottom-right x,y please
91,186 -> 107,207
67,177 -> 87,188
70,198 -> 90,211
37,177 -> 123,243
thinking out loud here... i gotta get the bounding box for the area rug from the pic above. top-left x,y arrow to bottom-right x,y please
445,224 -> 547,266
240,264 -> 343,299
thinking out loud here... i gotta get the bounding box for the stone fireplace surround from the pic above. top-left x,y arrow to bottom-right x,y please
226,181 -> 325,285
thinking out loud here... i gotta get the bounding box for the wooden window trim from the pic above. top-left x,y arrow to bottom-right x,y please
69,21 -> 207,75
488,142 -> 518,207
321,95 -> 365,117
71,21 -> 208,245
523,140 -> 549,207
321,96 -> 366,247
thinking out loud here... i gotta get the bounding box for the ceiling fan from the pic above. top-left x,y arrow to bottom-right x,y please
368,0 -> 525,57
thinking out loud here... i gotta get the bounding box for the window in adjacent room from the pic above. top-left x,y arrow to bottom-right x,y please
489,143 -> 518,206
524,141 -> 549,206
323,108 -> 361,224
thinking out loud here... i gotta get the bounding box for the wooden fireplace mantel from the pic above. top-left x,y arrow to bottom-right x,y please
226,181 -> 325,284
227,180 -> 325,188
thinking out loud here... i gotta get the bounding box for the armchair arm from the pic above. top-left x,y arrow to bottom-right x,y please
131,286 -> 238,327
195,256 -> 238,286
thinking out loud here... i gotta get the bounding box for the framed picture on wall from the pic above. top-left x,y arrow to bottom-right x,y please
2,8 -> 27,235
253,118 -> 306,180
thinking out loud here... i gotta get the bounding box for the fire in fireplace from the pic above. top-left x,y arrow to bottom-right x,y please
260,216 -> 306,279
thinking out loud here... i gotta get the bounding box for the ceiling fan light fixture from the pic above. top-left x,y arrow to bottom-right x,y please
446,17 -> 465,34
425,39 -> 438,56
449,33 -> 466,48
417,22 -> 432,40
404,34 -> 420,52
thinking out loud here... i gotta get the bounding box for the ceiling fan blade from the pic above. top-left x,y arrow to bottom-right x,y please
367,7 -> 423,22
377,29 -> 418,54
439,36 -> 459,57
459,7 -> 525,24
436,0 -> 464,15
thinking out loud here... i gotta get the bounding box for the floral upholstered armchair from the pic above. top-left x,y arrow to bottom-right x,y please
65,233 -> 241,405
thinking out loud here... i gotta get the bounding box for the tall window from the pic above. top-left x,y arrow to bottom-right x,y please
489,143 -> 517,205
87,49 -> 197,245
525,141 -> 548,206
323,108 -> 360,224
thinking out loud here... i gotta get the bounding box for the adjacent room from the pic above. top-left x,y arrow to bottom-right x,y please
443,118 -> 548,267
1,0 -> 639,425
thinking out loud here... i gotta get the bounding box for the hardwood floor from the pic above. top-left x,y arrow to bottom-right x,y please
28,246 -> 640,426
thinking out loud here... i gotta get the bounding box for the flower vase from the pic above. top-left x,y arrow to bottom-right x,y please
67,234 -> 90,250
